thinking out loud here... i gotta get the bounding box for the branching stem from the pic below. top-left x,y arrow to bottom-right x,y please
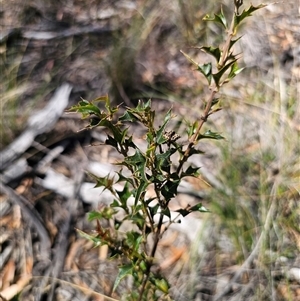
177,5 -> 239,176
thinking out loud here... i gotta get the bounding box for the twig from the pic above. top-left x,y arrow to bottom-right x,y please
0,181 -> 51,257
177,0 -> 239,176
45,145 -> 87,301
0,83 -> 72,171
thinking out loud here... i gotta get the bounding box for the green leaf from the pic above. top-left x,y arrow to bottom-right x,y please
146,132 -> 154,144
156,109 -> 173,145
161,179 -> 180,201
203,7 -> 228,29
116,171 -> 135,186
234,4 -> 267,29
120,128 -> 129,144
182,165 -> 200,178
161,207 -> 171,218
181,51 -> 212,85
175,208 -> 190,217
190,203 -> 209,213
87,209 -> 116,221
90,95 -> 109,103
189,147 -> 205,156
154,278 -> 170,294
176,203 -> 209,217
115,183 -> 132,211
146,144 -> 156,157
156,129 -> 168,145
111,198 -> 121,208
87,172 -> 116,194
113,264 -> 134,292
155,148 -> 176,173
125,150 -> 148,182
78,99 -> 89,106
198,63 -> 212,85
88,210 -> 103,221
133,99 -> 152,113
105,135 -> 118,149
109,123 -> 124,144
104,95 -> 119,115
116,182 -> 131,202
124,149 -> 145,166
139,260 -> 148,272
213,59 -> 237,86
227,61 -> 245,81
130,211 -> 146,231
200,46 -> 221,62
76,103 -> 101,115
187,120 -> 198,138
119,110 -> 139,122
134,180 -> 149,206
125,231 -> 143,251
76,228 -> 102,247
229,36 -> 242,52
211,98 -> 220,107
198,130 -> 225,140
148,203 -> 160,218
124,136 -> 136,149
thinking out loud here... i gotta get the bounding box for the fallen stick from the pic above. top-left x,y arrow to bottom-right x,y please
0,83 -> 72,171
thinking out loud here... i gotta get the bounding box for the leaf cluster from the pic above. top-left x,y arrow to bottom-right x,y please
68,96 -> 209,298
182,2 -> 266,88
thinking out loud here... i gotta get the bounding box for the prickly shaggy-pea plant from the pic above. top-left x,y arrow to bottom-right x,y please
68,1 -> 266,300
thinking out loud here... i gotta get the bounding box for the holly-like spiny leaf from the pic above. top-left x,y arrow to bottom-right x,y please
181,51 -> 213,85
155,148 -> 176,173
125,231 -> 144,251
181,165 -> 200,178
198,130 -> 225,140
119,110 -> 139,122
115,182 -> 132,210
198,62 -> 213,85
87,172 -> 116,195
133,180 -> 149,206
76,228 -> 102,247
153,277 -> 170,294
200,46 -> 221,62
213,59 -> 237,86
113,264 -> 134,292
88,209 -> 116,221
234,4 -> 267,30
156,108 -> 174,145
176,203 -> 209,217
227,61 -> 245,81
124,149 -> 148,182
161,179 -> 180,201
203,7 -> 228,29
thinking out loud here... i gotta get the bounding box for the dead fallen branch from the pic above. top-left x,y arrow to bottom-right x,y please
0,83 -> 72,172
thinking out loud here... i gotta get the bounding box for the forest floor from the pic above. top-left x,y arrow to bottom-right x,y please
1,0 -> 299,300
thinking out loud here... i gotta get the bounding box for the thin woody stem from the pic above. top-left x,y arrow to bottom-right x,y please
219,0 -> 241,67
138,212 -> 164,300
177,4 -> 239,176
176,88 -> 217,175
